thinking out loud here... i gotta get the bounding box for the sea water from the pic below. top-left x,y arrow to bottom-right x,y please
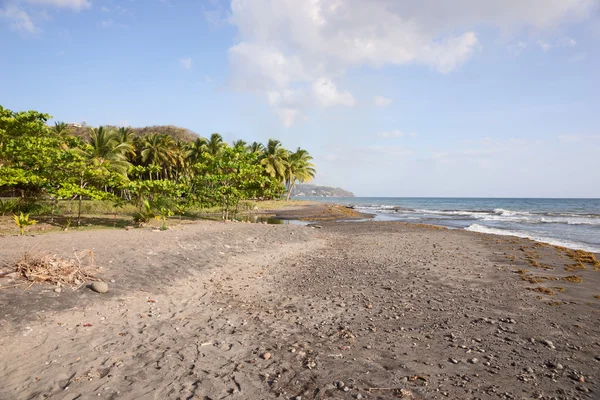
299,197 -> 600,253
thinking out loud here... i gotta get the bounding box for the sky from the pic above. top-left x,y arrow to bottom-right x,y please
1,0 -> 599,198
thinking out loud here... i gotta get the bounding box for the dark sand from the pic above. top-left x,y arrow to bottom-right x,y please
0,207 -> 599,400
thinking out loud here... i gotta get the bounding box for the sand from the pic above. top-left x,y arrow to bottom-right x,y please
0,216 -> 599,399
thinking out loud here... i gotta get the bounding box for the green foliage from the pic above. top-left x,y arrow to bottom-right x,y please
156,207 -> 174,230
13,212 -> 37,235
133,200 -> 155,224
0,198 -> 19,216
0,104 -> 316,225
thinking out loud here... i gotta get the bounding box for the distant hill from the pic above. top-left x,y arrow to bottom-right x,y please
292,184 -> 354,197
64,124 -> 199,142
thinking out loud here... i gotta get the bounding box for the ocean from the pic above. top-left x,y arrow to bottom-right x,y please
299,197 -> 600,253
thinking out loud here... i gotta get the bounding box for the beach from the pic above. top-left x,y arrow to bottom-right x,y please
1,205 -> 599,400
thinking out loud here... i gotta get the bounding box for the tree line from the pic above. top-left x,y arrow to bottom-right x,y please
0,106 -> 315,224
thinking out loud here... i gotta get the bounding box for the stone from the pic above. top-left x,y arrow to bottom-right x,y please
542,340 -> 556,350
449,358 -> 459,364
469,358 -> 479,364
91,281 -> 108,294
261,352 -> 272,360
54,287 -> 62,293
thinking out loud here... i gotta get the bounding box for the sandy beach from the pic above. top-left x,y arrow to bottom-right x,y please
1,206 -> 599,400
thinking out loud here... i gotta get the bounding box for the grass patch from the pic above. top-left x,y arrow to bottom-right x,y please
562,275 -> 583,283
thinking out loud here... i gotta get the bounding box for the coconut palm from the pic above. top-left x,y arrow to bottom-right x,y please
284,147 -> 316,200
232,139 -> 248,151
141,134 -> 177,179
85,126 -> 132,174
52,121 -> 69,136
186,136 -> 209,164
249,141 -> 265,155
206,133 -> 227,156
260,139 -> 289,183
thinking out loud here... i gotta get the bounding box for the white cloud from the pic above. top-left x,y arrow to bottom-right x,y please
179,57 -> 192,70
25,0 -> 91,11
0,4 -> 37,34
377,130 -> 404,138
312,78 -> 355,108
100,18 -> 113,28
559,134 -> 600,143
374,95 -> 393,107
227,0 -> 596,126
537,40 -> 552,51
557,37 -> 577,47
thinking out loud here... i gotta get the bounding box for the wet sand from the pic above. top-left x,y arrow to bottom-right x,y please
0,212 -> 599,399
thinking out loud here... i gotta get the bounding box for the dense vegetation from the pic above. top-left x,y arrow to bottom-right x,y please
0,106 -> 315,225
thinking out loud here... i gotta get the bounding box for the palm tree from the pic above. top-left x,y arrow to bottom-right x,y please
186,136 -> 209,164
232,139 -> 248,151
85,126 -> 132,174
249,141 -> 264,155
52,121 -> 69,136
141,134 -> 176,179
260,139 -> 289,183
206,133 -> 227,156
284,148 -> 316,200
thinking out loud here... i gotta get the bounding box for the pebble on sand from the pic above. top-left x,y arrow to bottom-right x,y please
261,352 -> 272,360
91,281 -> 109,294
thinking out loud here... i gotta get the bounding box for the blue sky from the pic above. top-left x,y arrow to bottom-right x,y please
1,0 -> 599,197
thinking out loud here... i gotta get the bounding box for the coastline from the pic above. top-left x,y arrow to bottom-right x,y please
0,203 -> 599,399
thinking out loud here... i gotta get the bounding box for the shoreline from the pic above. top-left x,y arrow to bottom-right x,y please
287,199 -> 600,254
0,204 -> 599,399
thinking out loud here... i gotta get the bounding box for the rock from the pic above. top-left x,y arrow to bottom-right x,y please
261,352 -> 271,360
469,358 -> 479,364
525,367 -> 534,373
336,381 -> 345,389
542,340 -> 556,349
54,287 -> 62,293
449,358 -> 459,364
90,281 -> 108,294
555,363 -> 564,370
595,355 -> 600,361
356,394 -> 363,400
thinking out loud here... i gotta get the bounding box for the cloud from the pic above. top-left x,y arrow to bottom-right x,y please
312,78 -> 355,108
0,4 -> 37,34
226,0 -> 596,126
557,37 -> 577,47
24,0 -> 91,11
100,18 -> 113,28
374,95 -> 393,107
559,134 -> 600,143
537,40 -> 552,51
377,130 -> 404,138
179,57 -> 192,70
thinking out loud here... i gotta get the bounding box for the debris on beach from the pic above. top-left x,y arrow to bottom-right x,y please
8,250 -> 99,289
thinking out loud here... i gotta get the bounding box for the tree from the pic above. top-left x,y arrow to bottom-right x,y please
249,141 -> 264,155
52,121 -> 70,136
285,148 -> 316,200
84,126 -> 132,174
186,136 -> 208,165
260,139 -> 289,183
206,133 -> 227,156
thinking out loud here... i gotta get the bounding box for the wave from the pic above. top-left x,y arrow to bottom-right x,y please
354,205 -> 600,226
465,224 -> 600,253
